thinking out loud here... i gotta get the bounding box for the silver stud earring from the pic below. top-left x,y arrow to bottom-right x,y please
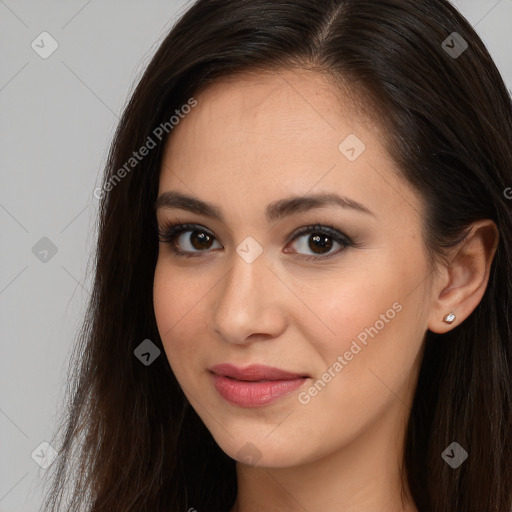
443,312 -> 456,324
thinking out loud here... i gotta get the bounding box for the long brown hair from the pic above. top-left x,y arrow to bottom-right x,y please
42,1 -> 512,510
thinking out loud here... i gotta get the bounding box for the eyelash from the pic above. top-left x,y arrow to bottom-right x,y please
157,221 -> 355,261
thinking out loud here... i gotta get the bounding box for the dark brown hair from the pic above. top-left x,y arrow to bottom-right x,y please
42,1 -> 512,511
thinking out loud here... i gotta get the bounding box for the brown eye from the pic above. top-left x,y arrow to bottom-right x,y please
307,233 -> 334,254
158,223 -> 221,257
184,230 -> 215,250
158,222 -> 353,261
285,224 -> 352,260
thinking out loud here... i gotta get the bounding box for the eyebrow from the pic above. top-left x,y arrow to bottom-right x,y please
154,190 -> 374,222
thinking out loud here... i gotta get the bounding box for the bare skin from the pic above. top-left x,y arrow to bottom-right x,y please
153,68 -> 498,512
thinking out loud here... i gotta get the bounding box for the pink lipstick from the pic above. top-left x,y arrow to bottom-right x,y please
209,363 -> 309,407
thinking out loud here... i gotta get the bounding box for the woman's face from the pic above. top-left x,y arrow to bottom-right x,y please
153,68 -> 433,468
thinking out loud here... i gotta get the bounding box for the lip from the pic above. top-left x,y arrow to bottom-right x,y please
210,363 -> 309,381
209,363 -> 310,407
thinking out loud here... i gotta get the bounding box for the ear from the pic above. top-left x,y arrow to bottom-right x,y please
428,219 -> 499,333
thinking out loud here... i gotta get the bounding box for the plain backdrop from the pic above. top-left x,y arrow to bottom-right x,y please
0,1 -> 511,510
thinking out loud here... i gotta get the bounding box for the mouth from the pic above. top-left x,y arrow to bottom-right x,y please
209,363 -> 310,381
209,363 -> 310,407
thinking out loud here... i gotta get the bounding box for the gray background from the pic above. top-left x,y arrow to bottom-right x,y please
0,1 -> 510,510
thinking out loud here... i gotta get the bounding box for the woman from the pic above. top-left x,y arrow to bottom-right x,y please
42,0 -> 512,511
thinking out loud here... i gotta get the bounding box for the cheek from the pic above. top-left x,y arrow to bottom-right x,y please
295,252 -> 425,403
153,262 -> 207,378
288,260 -> 400,351
291,293 -> 420,460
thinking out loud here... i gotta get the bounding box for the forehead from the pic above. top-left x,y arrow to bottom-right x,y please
158,68 -> 419,227
169,68 -> 369,144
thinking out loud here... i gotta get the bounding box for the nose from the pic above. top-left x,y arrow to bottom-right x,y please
211,250 -> 287,345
